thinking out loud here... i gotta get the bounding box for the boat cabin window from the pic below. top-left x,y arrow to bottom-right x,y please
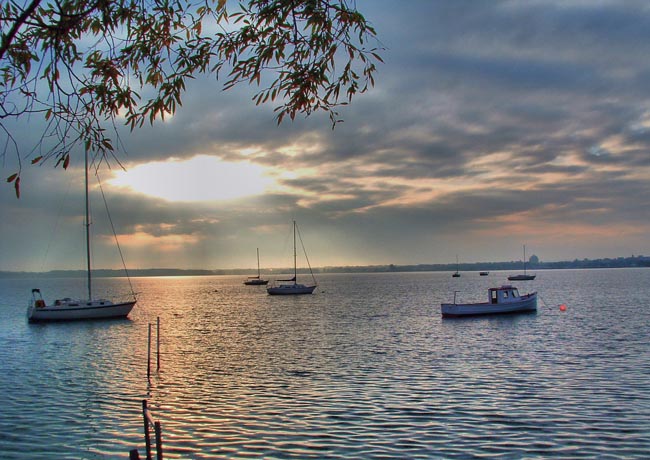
503,291 -> 509,298
491,290 -> 498,304
512,288 -> 519,297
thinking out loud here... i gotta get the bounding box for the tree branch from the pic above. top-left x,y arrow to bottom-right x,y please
0,0 -> 43,60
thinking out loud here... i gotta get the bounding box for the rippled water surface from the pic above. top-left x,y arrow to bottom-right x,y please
1,269 -> 650,459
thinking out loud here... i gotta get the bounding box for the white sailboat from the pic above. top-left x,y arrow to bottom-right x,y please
508,244 -> 536,281
267,221 -> 317,295
244,248 -> 268,285
27,152 -> 137,322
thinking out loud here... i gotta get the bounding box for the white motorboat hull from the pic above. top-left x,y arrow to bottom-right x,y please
27,300 -> 136,322
441,293 -> 537,318
267,284 -> 316,295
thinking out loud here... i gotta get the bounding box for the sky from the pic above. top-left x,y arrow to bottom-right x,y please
2,0 -> 650,272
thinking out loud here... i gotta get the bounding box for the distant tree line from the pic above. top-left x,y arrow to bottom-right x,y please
319,255 -> 650,273
1,255 -> 649,278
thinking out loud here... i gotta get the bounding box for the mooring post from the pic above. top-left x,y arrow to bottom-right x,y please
156,316 -> 161,372
142,399 -> 152,460
147,323 -> 152,379
154,420 -> 164,459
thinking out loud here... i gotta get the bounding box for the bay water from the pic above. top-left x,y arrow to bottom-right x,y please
1,269 -> 649,458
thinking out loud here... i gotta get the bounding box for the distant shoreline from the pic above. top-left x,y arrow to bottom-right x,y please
1,255 -> 648,278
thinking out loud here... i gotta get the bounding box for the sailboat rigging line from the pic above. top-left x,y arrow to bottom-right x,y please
96,173 -> 137,300
296,224 -> 317,285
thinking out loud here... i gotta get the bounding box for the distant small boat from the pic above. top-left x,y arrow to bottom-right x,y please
479,271 -> 489,276
507,273 -> 536,281
452,255 -> 461,277
27,151 -> 136,322
267,221 -> 317,295
508,244 -> 536,281
441,285 -> 537,318
244,248 -> 268,285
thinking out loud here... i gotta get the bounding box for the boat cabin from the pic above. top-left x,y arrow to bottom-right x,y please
489,285 -> 520,304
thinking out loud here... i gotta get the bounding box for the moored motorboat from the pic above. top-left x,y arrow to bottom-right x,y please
441,285 -> 537,318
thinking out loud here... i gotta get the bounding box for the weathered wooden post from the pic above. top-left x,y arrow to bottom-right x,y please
156,316 -> 161,372
142,399 -> 152,460
154,420 -> 164,460
147,323 -> 152,379
141,399 -> 164,460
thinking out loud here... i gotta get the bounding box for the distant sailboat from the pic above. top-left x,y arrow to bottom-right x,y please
267,221 -> 317,295
508,245 -> 536,281
244,248 -> 268,285
27,152 -> 136,322
452,255 -> 461,277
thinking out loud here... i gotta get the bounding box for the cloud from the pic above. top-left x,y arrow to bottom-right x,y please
4,0 -> 650,270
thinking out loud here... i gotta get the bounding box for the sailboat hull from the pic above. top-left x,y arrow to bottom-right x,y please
507,274 -> 536,281
27,300 -> 136,322
244,279 -> 269,285
267,284 -> 316,295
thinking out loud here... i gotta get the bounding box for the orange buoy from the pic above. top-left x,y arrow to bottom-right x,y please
559,304 -> 567,312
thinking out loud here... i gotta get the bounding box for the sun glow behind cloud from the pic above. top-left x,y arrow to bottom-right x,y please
110,155 -> 275,202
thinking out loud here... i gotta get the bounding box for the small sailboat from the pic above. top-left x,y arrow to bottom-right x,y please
27,152 -> 136,322
267,221 -> 317,295
508,245 -> 536,281
452,255 -> 461,277
244,248 -> 268,285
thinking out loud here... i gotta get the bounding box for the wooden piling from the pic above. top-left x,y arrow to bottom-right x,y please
142,399 -> 164,460
156,316 -> 161,371
147,323 -> 152,379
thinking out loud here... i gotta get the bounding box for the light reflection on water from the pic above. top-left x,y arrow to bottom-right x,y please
1,269 -> 649,458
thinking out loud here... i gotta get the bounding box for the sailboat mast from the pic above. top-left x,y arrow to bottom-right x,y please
85,151 -> 92,300
523,245 -> 527,275
256,247 -> 260,277
293,220 -> 297,284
